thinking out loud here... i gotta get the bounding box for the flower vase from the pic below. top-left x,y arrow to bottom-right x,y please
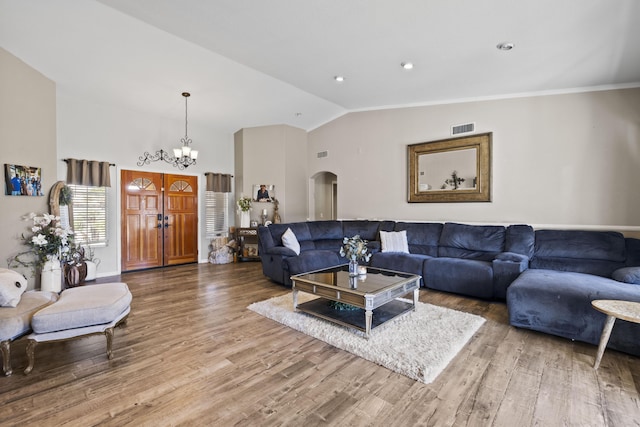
348,260 -> 359,276
41,256 -> 62,293
85,260 -> 97,281
240,211 -> 250,228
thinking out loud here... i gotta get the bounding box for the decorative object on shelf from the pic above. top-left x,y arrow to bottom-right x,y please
339,235 -> 372,276
237,195 -> 252,228
272,198 -> 281,224
260,208 -> 268,225
137,92 -> 199,170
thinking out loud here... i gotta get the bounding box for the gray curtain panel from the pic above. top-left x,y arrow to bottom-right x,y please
65,159 -> 112,187
205,172 -> 232,192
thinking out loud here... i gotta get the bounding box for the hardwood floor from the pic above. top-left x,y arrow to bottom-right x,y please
1,262 -> 639,426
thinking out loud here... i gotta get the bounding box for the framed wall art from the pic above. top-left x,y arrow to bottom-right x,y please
4,163 -> 44,196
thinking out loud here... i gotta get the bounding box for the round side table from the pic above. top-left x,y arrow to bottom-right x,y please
591,299 -> 640,369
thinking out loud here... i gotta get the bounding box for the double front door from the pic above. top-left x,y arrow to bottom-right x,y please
121,170 -> 198,272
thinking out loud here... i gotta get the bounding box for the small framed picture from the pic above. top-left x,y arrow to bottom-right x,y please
4,164 -> 44,196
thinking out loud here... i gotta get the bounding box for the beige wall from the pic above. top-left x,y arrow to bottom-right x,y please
308,88 -> 640,230
234,125 -> 308,224
0,47 -> 57,288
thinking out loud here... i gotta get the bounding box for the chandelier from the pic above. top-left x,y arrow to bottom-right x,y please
138,92 -> 199,170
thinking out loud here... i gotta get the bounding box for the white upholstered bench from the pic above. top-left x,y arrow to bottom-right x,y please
24,282 -> 132,375
0,291 -> 58,376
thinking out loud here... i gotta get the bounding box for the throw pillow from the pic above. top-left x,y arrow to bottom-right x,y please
282,228 -> 301,255
612,267 -> 640,285
380,230 -> 409,253
0,268 -> 28,307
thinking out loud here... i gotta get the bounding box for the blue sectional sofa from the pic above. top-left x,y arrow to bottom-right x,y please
507,230 -> 640,356
257,220 -> 640,356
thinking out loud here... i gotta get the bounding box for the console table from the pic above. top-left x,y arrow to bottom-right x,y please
236,227 -> 260,262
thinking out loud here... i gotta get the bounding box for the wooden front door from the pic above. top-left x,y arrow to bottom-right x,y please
163,174 -> 198,266
121,170 -> 198,272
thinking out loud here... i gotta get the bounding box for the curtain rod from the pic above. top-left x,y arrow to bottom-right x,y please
63,159 -> 116,167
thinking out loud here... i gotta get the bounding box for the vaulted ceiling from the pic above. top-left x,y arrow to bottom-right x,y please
1,0 -> 639,133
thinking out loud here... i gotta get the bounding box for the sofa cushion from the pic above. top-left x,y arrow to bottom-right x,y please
284,250 -> 343,277
342,220 -> 390,242
268,223 -> 312,245
534,230 -> 626,262
370,252 -> 430,287
380,230 -> 409,253
307,221 -> 343,240
424,257 -> 494,299
438,223 -> 505,261
32,282 -> 132,334
0,291 -> 58,341
613,267 -> 640,285
394,222 -> 442,256
0,268 -> 28,308
282,228 -> 300,255
505,225 -> 535,258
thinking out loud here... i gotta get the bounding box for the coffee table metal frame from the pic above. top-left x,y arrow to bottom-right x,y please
291,265 -> 421,338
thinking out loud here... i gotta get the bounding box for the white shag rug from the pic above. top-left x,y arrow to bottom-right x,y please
248,293 -> 485,384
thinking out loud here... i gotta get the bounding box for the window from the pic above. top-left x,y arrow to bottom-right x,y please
206,191 -> 229,238
69,184 -> 108,246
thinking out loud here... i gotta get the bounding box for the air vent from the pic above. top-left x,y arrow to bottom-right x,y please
317,150 -> 328,158
451,122 -> 475,135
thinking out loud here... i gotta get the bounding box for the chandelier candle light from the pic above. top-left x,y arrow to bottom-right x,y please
137,92 -> 199,170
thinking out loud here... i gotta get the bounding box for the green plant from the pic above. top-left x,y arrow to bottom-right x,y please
8,213 -> 76,273
339,235 -> 371,263
59,185 -> 73,205
237,196 -> 252,212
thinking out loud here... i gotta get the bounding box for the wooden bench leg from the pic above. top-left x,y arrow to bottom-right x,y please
1,340 -> 12,376
105,327 -> 114,360
24,340 -> 38,375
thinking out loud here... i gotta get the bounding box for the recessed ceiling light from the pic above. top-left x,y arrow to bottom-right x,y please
334,75 -> 345,82
401,62 -> 414,70
496,42 -> 515,51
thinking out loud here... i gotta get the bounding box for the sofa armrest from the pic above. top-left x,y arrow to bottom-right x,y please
266,246 -> 298,257
495,252 -> 529,263
613,267 -> 640,285
492,252 -> 530,300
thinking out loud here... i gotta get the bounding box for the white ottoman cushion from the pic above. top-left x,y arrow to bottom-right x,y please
32,282 -> 132,334
0,291 -> 58,341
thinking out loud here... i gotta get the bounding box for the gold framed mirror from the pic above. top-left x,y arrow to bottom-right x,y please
408,132 -> 492,203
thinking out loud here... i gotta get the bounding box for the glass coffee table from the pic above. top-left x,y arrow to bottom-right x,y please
291,265 -> 421,338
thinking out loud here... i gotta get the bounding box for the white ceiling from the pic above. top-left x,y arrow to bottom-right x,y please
1,0 -> 639,133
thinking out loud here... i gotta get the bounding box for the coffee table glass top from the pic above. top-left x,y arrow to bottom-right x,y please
292,265 -> 418,294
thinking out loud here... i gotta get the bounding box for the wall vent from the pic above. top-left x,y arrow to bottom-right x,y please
317,150 -> 328,158
451,122 -> 475,135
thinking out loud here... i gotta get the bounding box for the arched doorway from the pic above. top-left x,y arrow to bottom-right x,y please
310,171 -> 337,221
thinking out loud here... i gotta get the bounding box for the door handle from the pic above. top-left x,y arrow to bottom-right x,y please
157,213 -> 162,220
157,223 -> 162,228
164,223 -> 169,228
